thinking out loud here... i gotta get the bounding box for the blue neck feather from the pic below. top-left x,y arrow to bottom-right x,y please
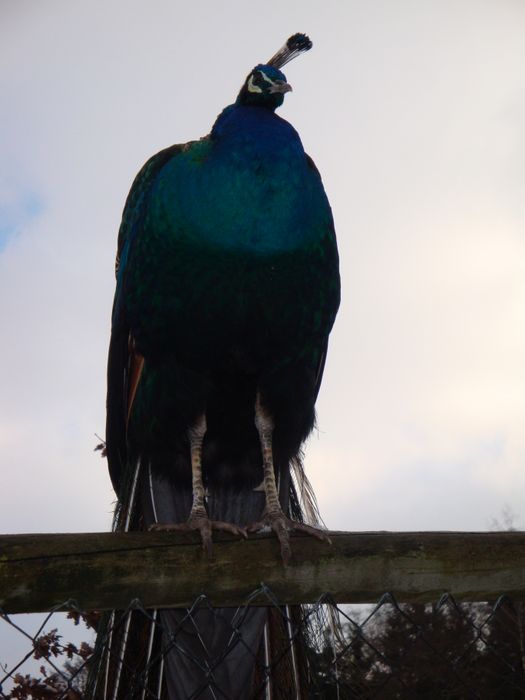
153,104 -> 329,255
211,104 -> 303,157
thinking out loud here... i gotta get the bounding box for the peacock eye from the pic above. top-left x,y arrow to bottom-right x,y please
247,73 -> 263,93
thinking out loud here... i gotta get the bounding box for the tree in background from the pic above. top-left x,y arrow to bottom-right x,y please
2,613 -> 95,699
309,597 -> 525,698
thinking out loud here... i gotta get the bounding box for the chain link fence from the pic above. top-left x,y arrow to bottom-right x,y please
2,586 -> 525,699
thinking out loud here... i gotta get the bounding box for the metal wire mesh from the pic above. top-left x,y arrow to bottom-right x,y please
1,587 -> 525,699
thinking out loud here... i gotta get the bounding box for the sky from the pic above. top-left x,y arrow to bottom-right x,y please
1,0 -> 525,685
1,0 -> 525,543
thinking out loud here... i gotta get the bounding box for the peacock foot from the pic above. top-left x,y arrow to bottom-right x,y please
247,508 -> 332,565
149,508 -> 247,556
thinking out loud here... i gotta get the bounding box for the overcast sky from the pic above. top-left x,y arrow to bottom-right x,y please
1,0 -> 525,684
1,0 -> 525,544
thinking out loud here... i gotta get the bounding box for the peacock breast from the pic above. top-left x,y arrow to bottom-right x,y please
124,112 -> 339,365
148,114 -> 332,256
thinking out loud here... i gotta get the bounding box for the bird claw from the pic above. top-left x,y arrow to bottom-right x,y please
247,511 -> 331,565
149,513 -> 247,557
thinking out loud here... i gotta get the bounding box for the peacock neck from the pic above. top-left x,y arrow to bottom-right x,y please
210,104 -> 304,160
149,103 -> 325,256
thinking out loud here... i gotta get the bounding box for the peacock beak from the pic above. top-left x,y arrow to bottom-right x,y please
270,80 -> 292,94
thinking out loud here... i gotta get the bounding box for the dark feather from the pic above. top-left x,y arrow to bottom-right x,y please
99,32 -> 340,699
267,33 -> 313,69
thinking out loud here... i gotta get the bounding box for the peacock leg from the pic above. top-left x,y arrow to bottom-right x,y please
150,414 -> 247,554
248,393 -> 331,564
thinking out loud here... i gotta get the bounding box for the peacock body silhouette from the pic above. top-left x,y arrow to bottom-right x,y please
103,33 -> 340,699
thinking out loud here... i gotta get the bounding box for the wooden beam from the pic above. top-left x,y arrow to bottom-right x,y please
1,531 -> 524,614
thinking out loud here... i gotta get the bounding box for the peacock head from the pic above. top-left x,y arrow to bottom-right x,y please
237,65 -> 291,109
236,33 -> 312,111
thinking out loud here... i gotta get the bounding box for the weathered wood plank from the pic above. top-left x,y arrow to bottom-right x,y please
1,531 -> 524,613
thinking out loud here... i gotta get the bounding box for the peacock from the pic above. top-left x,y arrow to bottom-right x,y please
98,33 -> 340,699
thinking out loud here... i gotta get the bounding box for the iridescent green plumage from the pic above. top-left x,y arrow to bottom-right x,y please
104,34 -> 340,698
108,63 -> 339,498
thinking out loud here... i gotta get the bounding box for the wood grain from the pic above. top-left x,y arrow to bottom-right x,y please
1,531 -> 524,613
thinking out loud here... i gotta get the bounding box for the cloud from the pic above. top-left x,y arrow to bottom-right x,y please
0,0 -> 524,542
0,181 -> 44,250
2,0 -> 525,683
